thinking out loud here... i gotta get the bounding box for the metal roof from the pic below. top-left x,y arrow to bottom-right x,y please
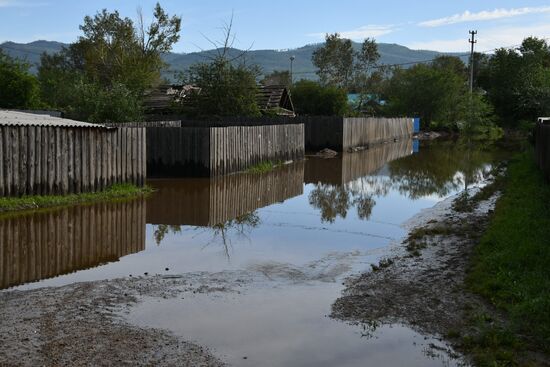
0,110 -> 112,129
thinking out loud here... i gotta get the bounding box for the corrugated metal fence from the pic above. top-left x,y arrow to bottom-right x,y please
0,126 -> 146,197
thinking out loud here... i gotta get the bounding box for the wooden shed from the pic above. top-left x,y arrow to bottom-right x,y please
256,85 -> 295,117
0,110 -> 146,197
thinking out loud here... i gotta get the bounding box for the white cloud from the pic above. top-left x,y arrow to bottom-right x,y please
308,25 -> 395,41
408,23 -> 550,52
419,6 -> 550,27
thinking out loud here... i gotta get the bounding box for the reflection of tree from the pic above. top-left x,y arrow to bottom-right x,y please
309,184 -> 351,223
388,140 -> 496,199
309,183 -> 376,223
153,224 -> 182,245
152,212 -> 261,260
204,212 -> 261,260
309,140 -> 504,221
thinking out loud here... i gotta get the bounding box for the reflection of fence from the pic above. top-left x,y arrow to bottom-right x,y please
535,118 -> 550,181
305,139 -> 414,186
0,199 -> 146,290
146,162 -> 304,226
0,122 -> 146,196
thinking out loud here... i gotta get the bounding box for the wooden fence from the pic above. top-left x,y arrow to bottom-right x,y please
305,139 -> 414,186
147,161 -> 304,226
0,126 -> 146,197
304,117 -> 414,152
535,118 -> 550,181
0,199 -> 146,289
143,123 -> 304,177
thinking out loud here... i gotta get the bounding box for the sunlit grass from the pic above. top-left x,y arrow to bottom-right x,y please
0,184 -> 152,213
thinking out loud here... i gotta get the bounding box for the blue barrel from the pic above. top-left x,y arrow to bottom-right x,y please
413,117 -> 421,133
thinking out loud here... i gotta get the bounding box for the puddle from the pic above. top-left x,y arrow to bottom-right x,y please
1,139 -> 511,366
126,284 -> 463,367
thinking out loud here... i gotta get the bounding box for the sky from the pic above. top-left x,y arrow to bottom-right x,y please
1,0 -> 550,53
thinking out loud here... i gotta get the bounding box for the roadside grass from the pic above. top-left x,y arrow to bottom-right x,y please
0,184 -> 152,214
246,160 -> 283,174
466,150 -> 550,364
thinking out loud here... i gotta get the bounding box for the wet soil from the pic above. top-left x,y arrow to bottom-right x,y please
330,184 -> 502,364
0,272 -> 252,366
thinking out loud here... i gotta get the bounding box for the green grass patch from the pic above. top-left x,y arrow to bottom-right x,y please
246,160 -> 283,174
467,150 -> 550,358
0,184 -> 152,214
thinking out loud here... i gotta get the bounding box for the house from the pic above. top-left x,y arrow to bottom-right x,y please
142,84 -> 295,117
255,85 -> 295,117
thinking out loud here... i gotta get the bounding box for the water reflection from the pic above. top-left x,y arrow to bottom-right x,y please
0,199 -> 146,290
387,139 -> 500,199
306,140 -> 413,223
146,162 -> 304,227
147,162 -> 304,249
306,139 -> 503,223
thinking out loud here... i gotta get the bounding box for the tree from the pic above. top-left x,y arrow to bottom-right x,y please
0,50 -> 41,109
477,37 -> 550,126
291,80 -> 348,116
383,56 -> 467,129
178,17 -> 261,118
183,59 -> 261,118
260,70 -> 291,87
312,33 -> 354,88
37,2 -> 181,122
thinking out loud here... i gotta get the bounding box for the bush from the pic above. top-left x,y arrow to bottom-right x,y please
291,80 -> 348,116
0,50 -> 41,109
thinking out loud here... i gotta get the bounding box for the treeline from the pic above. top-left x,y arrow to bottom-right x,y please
2,10 -> 550,131
0,3 -> 181,123
293,33 -> 550,134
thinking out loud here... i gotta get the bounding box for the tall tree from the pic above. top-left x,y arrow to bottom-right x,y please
38,2 -> 181,122
312,33 -> 354,88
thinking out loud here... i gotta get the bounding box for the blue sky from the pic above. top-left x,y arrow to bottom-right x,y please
1,0 -> 550,53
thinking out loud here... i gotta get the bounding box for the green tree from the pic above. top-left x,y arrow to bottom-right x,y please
312,33 -> 354,88
291,79 -> 348,116
260,70 -> 291,87
38,2 -> 181,122
182,58 -> 261,118
478,37 -> 550,126
0,50 -> 41,109
383,56 -> 467,129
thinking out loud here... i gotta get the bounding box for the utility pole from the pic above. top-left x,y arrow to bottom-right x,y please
469,30 -> 477,94
290,55 -> 295,86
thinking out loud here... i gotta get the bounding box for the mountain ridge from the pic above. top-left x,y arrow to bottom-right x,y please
1,40 -> 466,79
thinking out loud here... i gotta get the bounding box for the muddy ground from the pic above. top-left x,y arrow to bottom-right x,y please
331,182 -> 503,364
0,271 -> 254,366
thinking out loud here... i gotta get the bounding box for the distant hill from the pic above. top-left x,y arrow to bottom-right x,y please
1,40 -> 465,79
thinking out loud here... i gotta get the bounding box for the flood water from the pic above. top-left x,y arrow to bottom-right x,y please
0,139 -> 510,366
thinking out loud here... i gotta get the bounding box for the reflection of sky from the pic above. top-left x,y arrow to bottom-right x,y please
128,284 -> 461,367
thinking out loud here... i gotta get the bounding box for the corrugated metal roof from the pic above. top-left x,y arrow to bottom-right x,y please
0,110 -> 112,129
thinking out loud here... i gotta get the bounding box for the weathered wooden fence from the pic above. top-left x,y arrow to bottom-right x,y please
535,118 -> 550,181
305,139 -> 414,186
117,121 -> 304,177
304,117 -> 414,152
0,199 -> 146,289
0,126 -> 146,196
147,161 -> 304,226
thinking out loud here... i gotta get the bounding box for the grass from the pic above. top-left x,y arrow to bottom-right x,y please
246,160 -> 283,174
466,150 -> 550,363
0,183 -> 152,214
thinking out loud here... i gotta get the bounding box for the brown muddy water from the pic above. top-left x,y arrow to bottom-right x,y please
0,139 -> 511,366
